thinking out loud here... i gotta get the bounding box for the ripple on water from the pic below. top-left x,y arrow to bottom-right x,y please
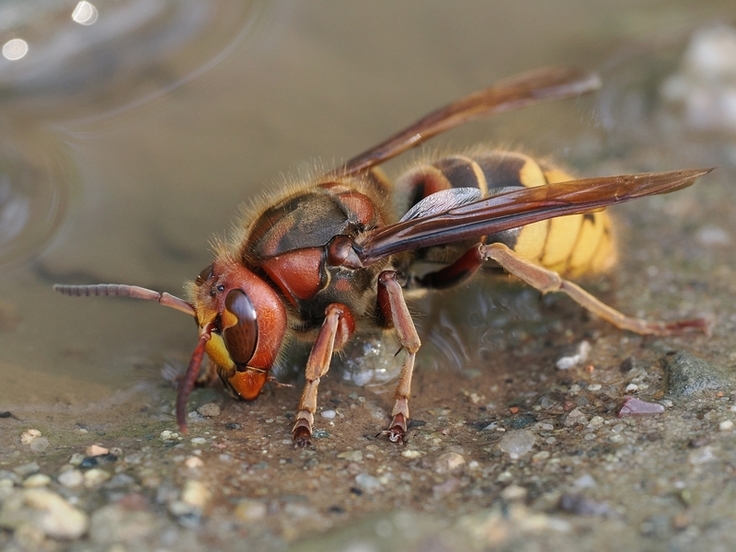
0,0 -> 266,122
0,126 -> 72,266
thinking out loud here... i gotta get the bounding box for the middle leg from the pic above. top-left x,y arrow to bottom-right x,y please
292,303 -> 355,447
377,271 -> 422,443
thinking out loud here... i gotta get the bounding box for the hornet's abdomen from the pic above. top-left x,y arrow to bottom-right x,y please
396,150 -> 617,277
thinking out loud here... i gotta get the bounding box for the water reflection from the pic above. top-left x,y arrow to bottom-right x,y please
0,125 -> 71,267
71,1 -> 99,26
2,38 -> 29,61
420,284 -> 553,374
0,0 -> 264,122
0,0 -> 264,264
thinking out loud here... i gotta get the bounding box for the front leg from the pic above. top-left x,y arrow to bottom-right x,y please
292,303 -> 355,447
378,271 -> 422,443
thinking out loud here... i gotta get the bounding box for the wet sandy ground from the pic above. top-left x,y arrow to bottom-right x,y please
2,1 -> 736,551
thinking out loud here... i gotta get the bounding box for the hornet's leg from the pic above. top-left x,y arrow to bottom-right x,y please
479,242 -> 708,335
292,303 -> 355,447
377,271 -> 422,443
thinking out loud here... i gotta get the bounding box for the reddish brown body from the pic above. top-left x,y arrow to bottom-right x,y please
53,67 -> 710,446
249,181 -> 393,322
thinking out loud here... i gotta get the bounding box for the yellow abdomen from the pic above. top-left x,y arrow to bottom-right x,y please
512,159 -> 617,278
396,150 -> 617,278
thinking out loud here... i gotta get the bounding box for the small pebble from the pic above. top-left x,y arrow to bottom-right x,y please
29,438 -> 50,452
401,449 -> 423,459
58,470 -> 84,488
564,408 -> 588,427
185,456 -> 204,469
496,471 -> 513,483
320,409 -> 337,419
186,410 -> 202,421
160,430 -> 180,441
696,226 -> 731,247
434,452 -> 466,474
587,416 -> 604,427
20,429 -> 41,445
197,403 -> 221,418
234,499 -> 267,522
573,473 -> 597,488
0,471 -> 20,485
168,500 -> 201,521
190,437 -> 207,445
719,420 -> 733,431
354,473 -> 382,493
80,453 -> 118,469
69,453 -> 85,466
337,450 -> 363,462
13,462 -> 40,477
23,474 -> 51,488
498,430 -> 536,459
500,484 -> 527,501
688,445 -> 716,465
556,341 -> 591,370
618,397 -> 665,417
106,474 -> 135,489
86,445 -> 109,457
84,469 -> 111,488
181,480 -> 211,509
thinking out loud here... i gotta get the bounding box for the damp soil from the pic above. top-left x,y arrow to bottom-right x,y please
3,227 -> 736,551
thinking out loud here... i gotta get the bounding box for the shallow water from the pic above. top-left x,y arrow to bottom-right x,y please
0,0 -> 732,413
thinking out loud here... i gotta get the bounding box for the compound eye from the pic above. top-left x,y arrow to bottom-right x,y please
223,289 -> 258,367
195,264 -> 214,286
